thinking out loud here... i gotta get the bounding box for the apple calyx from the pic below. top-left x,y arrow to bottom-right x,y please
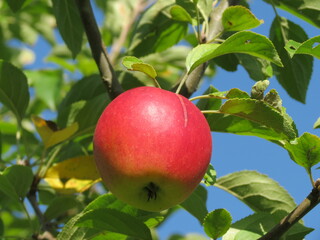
145,182 -> 159,201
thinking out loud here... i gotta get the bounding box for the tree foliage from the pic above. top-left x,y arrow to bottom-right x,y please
0,0 -> 320,239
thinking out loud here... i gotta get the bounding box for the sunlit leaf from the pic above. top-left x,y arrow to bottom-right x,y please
222,6 -> 263,31
284,133 -> 320,169
122,56 -> 157,79
170,5 -> 194,24
44,155 -> 100,194
32,116 -> 78,149
186,31 -> 283,73
0,60 -> 30,124
203,209 -> 232,239
314,117 -> 320,129
285,36 -> 320,59
203,164 -> 217,186
216,170 -> 296,213
45,155 -> 100,180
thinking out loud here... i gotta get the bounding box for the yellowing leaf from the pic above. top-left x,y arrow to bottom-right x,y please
44,178 -> 100,194
44,155 -> 101,194
32,115 -> 78,149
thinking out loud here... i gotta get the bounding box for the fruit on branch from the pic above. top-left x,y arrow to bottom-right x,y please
93,86 -> 212,212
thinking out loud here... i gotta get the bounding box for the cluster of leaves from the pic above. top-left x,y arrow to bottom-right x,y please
0,0 -> 320,239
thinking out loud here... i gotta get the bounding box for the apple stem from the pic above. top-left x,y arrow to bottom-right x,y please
145,182 -> 159,201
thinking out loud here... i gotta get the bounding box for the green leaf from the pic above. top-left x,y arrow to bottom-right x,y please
285,36 -> 320,59
0,173 -> 21,207
2,165 -> 33,199
168,233 -> 208,240
0,60 -> 29,123
216,170 -> 296,213
284,133 -> 320,169
314,117 -> 320,129
128,0 -> 188,57
57,75 -> 110,135
180,185 -> 208,224
251,80 -> 270,100
0,218 -> 3,236
203,164 -> 217,186
52,0 -> 84,58
44,196 -> 81,221
57,213 -> 87,240
5,0 -> 26,12
170,5 -> 194,24
186,31 -> 283,73
203,209 -> 232,239
222,6 -> 263,31
76,209 -> 152,240
122,56 -> 157,79
264,0 -> 320,28
236,54 -> 273,81
26,70 -> 63,110
270,17 -> 312,103
219,98 -> 297,140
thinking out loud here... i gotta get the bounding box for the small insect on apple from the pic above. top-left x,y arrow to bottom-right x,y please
93,86 -> 212,212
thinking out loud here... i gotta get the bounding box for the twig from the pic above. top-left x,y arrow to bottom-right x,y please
75,0 -> 123,99
259,180 -> 320,240
172,0 -> 238,98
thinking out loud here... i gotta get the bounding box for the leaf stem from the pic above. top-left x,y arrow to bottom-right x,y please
189,94 -> 227,102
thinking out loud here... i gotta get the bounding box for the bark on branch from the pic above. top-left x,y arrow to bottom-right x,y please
259,180 -> 320,240
75,0 -> 123,99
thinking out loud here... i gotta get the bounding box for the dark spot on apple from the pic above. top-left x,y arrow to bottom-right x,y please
145,182 -> 159,201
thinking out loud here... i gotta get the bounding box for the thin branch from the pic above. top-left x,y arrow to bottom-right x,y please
75,0 -> 123,99
172,0 -> 238,98
259,180 -> 320,240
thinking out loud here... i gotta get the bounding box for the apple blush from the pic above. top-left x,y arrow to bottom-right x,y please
93,86 -> 212,212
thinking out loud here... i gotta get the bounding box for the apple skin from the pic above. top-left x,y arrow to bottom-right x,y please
93,86 -> 212,212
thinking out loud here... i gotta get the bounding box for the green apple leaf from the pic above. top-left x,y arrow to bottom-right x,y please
186,31 -> 283,73
203,164 -> 217,186
285,36 -> 320,59
2,165 -> 33,199
216,170 -> 296,213
170,5 -> 194,24
236,54 -> 273,81
5,0 -> 26,12
44,196 -> 81,221
270,17 -> 312,103
26,69 -> 63,110
203,209 -> 232,239
0,173 -> 21,208
218,98 -> 297,140
284,133 -> 320,169
222,6 -> 263,32
128,0 -> 188,57
168,233 -> 208,240
52,0 -> 84,58
76,208 -> 152,240
180,185 -> 208,224
314,118 -> 320,129
0,60 -> 30,124
263,0 -> 320,28
122,56 -> 157,80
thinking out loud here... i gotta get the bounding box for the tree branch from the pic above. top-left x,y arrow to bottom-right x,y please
259,179 -> 320,240
172,0 -> 238,98
75,0 -> 123,99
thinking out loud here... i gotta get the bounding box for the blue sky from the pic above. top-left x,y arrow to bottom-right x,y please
14,0 -> 320,239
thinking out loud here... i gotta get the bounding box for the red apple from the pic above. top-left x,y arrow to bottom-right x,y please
93,86 -> 212,212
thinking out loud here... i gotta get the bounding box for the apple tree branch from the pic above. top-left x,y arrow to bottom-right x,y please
75,0 -> 123,99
